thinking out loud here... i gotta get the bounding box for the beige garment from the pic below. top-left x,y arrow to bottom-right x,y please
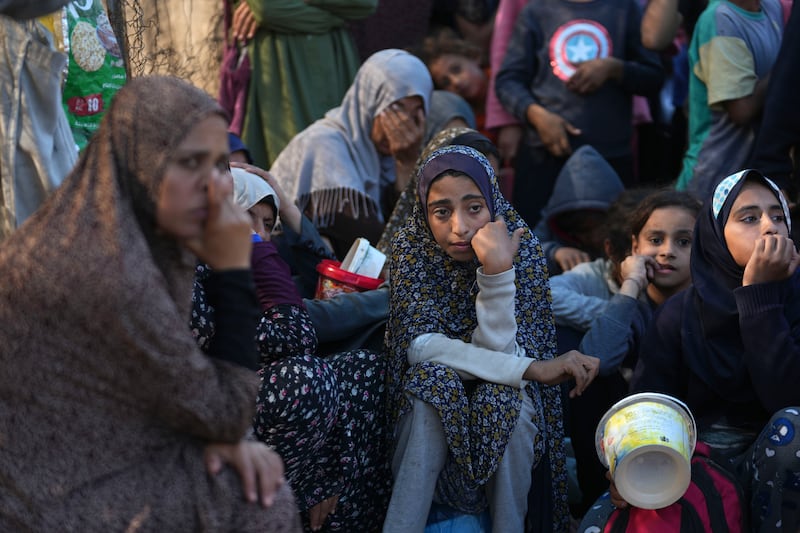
0,76 -> 300,532
121,0 -> 223,95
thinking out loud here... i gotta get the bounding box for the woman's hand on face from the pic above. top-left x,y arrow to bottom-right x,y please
308,494 -> 339,531
230,162 -> 290,208
471,216 -> 524,275
523,350 -> 600,397
742,234 -> 800,286
380,103 -> 425,165
184,170 -> 252,270
204,441 -> 285,508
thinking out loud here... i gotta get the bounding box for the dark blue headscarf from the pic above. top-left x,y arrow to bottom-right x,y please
417,147 -> 496,227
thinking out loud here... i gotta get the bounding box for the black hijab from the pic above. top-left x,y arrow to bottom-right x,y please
683,169 -> 792,401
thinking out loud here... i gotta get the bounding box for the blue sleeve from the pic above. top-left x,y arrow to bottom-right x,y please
550,269 -> 612,331
494,4 -> 542,121
579,293 -> 647,375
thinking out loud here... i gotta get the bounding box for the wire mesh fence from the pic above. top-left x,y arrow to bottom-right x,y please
108,0 -> 224,95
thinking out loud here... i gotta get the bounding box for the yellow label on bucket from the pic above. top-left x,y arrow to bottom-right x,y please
602,401 -> 691,475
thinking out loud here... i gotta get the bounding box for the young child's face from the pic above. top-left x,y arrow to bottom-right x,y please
157,114 -> 229,242
429,54 -> 487,105
723,181 -> 789,267
249,201 -> 276,241
632,206 -> 695,293
426,173 -> 491,262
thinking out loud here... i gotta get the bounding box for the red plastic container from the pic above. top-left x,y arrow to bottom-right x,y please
314,259 -> 383,299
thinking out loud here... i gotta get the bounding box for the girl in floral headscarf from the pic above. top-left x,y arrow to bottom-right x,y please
631,170 -> 800,531
384,145 -> 599,532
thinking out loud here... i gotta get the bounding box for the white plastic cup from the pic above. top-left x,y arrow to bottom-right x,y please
595,392 -> 697,509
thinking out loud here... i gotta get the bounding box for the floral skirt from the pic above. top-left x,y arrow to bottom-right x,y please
254,348 -> 390,532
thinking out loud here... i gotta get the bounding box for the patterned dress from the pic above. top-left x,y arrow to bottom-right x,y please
192,264 -> 391,532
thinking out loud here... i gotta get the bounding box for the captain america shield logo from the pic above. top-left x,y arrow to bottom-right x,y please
549,19 -> 612,81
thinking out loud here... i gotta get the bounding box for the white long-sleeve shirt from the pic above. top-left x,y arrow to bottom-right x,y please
407,267 -> 531,388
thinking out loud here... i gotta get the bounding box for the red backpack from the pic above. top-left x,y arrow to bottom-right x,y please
579,442 -> 746,533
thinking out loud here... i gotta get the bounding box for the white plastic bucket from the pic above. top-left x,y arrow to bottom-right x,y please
595,392 -> 697,509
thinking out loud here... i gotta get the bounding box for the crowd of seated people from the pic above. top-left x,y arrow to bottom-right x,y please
1,1 -> 798,531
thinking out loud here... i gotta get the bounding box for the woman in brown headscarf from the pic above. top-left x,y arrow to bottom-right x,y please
0,75 -> 301,532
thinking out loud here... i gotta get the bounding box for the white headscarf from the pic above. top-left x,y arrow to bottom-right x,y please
269,49 -> 433,227
230,167 -> 279,212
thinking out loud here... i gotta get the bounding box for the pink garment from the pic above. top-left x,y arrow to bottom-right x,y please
485,0 -> 527,130
632,95 -> 653,125
781,0 -> 793,23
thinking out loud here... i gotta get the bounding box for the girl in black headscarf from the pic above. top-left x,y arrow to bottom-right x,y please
632,169 -> 800,532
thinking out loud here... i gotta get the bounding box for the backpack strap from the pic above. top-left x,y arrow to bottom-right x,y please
678,496 -> 706,533
691,460 -> 729,533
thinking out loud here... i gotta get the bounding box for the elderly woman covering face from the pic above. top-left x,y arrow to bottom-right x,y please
269,49 -> 433,259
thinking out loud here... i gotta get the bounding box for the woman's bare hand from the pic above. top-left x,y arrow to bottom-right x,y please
184,170 -> 251,270
230,162 -> 303,234
379,102 -> 426,166
204,441 -> 285,508
526,105 -> 581,158
566,58 -> 622,95
232,1 -> 258,42
554,246 -> 591,272
618,254 -> 657,296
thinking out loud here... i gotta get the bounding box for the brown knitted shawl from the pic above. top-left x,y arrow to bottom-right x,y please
0,76 -> 261,528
